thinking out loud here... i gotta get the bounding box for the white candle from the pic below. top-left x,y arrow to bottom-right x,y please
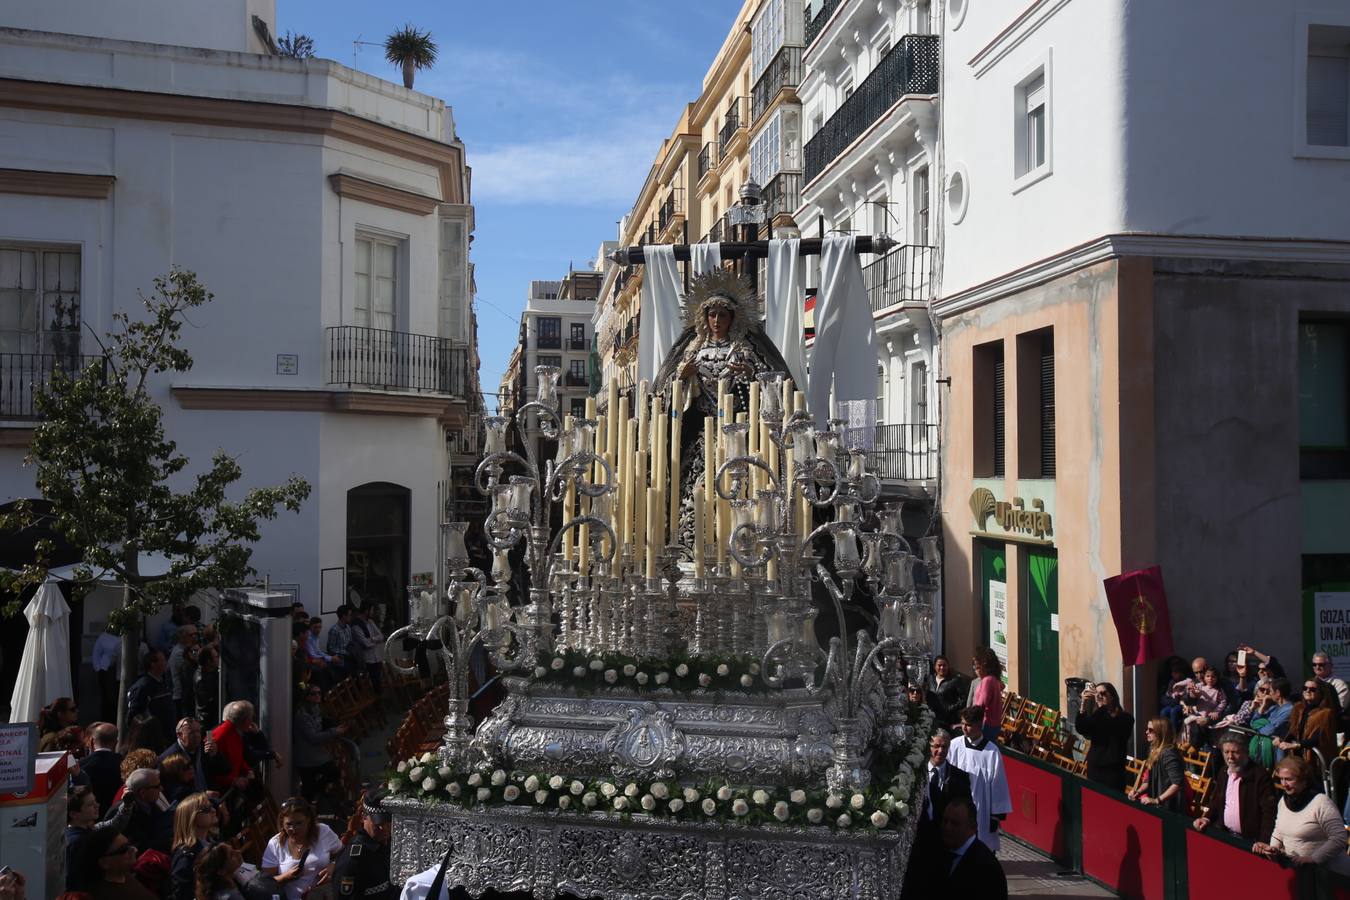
693,489 -> 706,577
669,380 -> 682,538
645,487 -> 658,579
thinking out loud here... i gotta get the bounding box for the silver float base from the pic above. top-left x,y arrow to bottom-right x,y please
387,796 -> 917,900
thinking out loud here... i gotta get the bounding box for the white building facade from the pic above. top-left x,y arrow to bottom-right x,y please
0,1 -> 477,633
517,276 -> 597,458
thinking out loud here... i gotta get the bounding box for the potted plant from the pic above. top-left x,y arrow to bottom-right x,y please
384,24 -> 437,90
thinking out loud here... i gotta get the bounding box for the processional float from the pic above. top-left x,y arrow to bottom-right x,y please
381,228 -> 941,899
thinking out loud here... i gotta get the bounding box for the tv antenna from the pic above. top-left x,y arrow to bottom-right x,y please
352,34 -> 382,68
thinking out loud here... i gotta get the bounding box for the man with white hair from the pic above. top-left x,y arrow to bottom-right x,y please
210,701 -> 255,792
105,768 -> 172,853
1311,652 -> 1350,719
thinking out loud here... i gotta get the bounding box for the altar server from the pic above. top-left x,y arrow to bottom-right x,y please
947,705 -> 1013,853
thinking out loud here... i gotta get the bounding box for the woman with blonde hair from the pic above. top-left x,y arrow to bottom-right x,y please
1127,717 -> 1186,812
170,794 -> 218,900
1254,755 -> 1350,873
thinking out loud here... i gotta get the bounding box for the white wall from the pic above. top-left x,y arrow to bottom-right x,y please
2,0 -> 275,54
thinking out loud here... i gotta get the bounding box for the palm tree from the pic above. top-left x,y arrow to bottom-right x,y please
384,25 -> 437,90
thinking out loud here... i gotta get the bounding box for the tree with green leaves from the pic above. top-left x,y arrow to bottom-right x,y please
384,24 -> 437,90
0,269 -> 310,733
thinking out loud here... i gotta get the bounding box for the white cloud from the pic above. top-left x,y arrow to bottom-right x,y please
470,128 -> 668,207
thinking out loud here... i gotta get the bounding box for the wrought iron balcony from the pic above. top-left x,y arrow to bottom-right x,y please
536,334 -> 562,350
763,171 -> 803,221
326,326 -> 469,395
867,423 -> 937,481
564,372 -> 588,387
752,45 -> 804,123
567,338 -> 588,351
658,189 -> 684,233
697,142 -> 717,180
805,0 -> 843,48
864,244 -> 935,311
0,352 -> 106,420
718,100 -> 745,150
803,35 -> 939,184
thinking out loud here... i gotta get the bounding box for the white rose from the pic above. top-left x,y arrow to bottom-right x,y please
613,796 -> 630,811
749,662 -> 761,675
476,787 -> 491,802
836,813 -> 852,828
850,793 -> 866,810
534,666 -> 547,678
636,672 -> 649,685
789,789 -> 806,805
600,782 -> 617,798
740,674 -> 754,687
491,770 -> 506,786
420,752 -> 435,765
683,787 -> 700,803
558,795 -> 571,810
870,810 -> 890,828
773,801 -> 790,822
467,773 -> 483,787
701,798 -> 717,816
397,761 -> 408,773
895,801 -> 908,817
447,781 -> 462,797
524,775 -> 540,792
732,799 -> 749,816
550,657 -> 565,670
716,785 -> 733,801
807,808 -> 824,824
387,778 -> 402,791
752,789 -> 769,806
895,785 -> 910,803
570,780 -> 585,796
549,775 -> 564,791
640,794 -> 656,811
675,663 -> 689,677
624,783 -> 639,797
699,673 -> 712,687
716,663 -> 730,676
582,792 -> 598,808
503,785 -> 520,802
410,767 -> 425,782
826,794 -> 843,809
655,672 -> 670,685
623,664 -> 637,677
422,777 -> 437,791
604,669 -> 618,684
535,790 -> 549,804
668,799 -> 685,814
589,659 -> 605,671
572,666 -> 586,678
651,782 -> 669,800
438,767 -> 453,780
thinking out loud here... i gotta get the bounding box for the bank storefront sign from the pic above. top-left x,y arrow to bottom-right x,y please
969,482 -> 1055,545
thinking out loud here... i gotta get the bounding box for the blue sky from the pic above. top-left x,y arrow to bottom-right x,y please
278,1 -> 740,404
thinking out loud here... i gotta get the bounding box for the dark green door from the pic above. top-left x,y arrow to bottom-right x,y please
978,541 -> 1008,683
1025,548 -> 1060,708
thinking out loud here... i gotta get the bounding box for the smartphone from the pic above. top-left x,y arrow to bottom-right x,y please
1237,649 -> 1247,667
0,866 -> 13,877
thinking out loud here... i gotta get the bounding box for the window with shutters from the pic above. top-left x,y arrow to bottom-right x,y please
973,341 -> 1005,479
537,317 -> 561,349
354,235 -> 399,331
913,167 -> 930,246
570,398 -> 587,419
1017,328 -> 1055,478
1013,53 -> 1053,191
1304,24 -> 1350,152
911,359 -> 928,426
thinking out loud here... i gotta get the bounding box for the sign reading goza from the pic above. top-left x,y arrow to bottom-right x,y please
969,488 -> 1053,542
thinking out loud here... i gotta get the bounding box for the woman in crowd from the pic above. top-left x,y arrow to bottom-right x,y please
1215,679 -> 1269,731
905,683 -> 945,723
259,797 -> 342,900
169,794 -> 218,900
1075,682 -> 1134,792
40,698 -> 80,751
1177,667 -> 1225,747
1127,718 -> 1186,812
924,655 -> 969,728
969,648 -> 1004,742
159,754 -> 197,806
1254,756 -> 1350,873
1278,680 -> 1338,769
193,844 -> 245,900
1229,653 -> 1259,704
109,750 -> 159,806
1249,677 -> 1295,768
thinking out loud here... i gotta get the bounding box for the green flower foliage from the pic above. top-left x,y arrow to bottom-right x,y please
0,269 -> 311,628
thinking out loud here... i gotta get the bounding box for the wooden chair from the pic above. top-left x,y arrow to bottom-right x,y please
1185,773 -> 1211,818
1125,756 -> 1145,794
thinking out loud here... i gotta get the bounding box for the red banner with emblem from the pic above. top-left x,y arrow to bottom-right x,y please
1104,565 -> 1175,666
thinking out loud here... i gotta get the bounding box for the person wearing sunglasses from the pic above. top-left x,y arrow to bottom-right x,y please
1276,680 -> 1338,766
1075,682 -> 1134,792
84,829 -> 155,900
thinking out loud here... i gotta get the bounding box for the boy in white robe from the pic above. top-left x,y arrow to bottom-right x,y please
947,704 -> 1013,852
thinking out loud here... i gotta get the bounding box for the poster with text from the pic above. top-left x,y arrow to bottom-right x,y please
990,580 -> 1009,679
1315,592 -> 1350,674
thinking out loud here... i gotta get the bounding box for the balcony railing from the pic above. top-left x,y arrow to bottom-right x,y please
752,45 -> 804,123
0,352 -> 106,420
763,171 -> 803,221
326,326 -> 469,395
567,338 -> 588,351
658,189 -> 684,232
718,99 -> 745,149
867,423 -> 937,481
537,334 -> 562,349
697,142 -> 717,179
805,0 -> 843,48
803,35 -> 939,183
864,244 -> 935,311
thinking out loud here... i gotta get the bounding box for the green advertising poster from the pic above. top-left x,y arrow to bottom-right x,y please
979,542 -> 1008,684
1025,548 -> 1060,708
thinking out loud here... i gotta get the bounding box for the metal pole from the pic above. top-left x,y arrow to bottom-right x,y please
612,235 -> 894,267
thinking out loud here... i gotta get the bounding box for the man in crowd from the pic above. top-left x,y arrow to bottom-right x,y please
938,795 -> 1007,897
82,723 -> 123,815
304,616 -> 345,676
1311,651 -> 1350,723
84,828 -> 156,900
327,605 -> 357,671
350,605 -> 385,693
1193,730 -> 1277,843
167,624 -> 199,720
194,645 -> 221,728
105,768 -> 171,854
126,649 -> 175,744
92,624 -> 122,723
158,717 -> 226,793
210,701 -> 255,793
946,705 -> 1012,853
332,790 -> 396,900
903,729 -> 973,898
294,685 -> 349,802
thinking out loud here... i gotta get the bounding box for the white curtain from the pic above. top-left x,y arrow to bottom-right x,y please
766,238 -> 806,390
808,235 -> 877,424
9,578 -> 73,723
638,245 -> 684,385
691,241 -> 722,276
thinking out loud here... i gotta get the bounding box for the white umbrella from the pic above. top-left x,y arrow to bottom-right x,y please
8,577 -> 73,724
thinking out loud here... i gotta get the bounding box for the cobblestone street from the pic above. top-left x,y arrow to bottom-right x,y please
1000,839 -> 1116,898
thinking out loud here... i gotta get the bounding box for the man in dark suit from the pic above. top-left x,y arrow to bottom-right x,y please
1193,730 -> 1277,843
939,796 -> 1008,898
158,717 -> 228,793
81,722 -> 123,816
902,730 -> 974,898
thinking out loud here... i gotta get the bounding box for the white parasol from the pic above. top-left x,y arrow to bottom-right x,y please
8,576 -> 74,723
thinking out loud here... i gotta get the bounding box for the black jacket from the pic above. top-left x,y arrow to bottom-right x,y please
82,748 -> 124,815
1144,746 -> 1187,813
127,673 -> 175,729
943,837 -> 1008,899
1075,708 -> 1134,792
333,832 -> 396,900
926,673 -> 972,727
